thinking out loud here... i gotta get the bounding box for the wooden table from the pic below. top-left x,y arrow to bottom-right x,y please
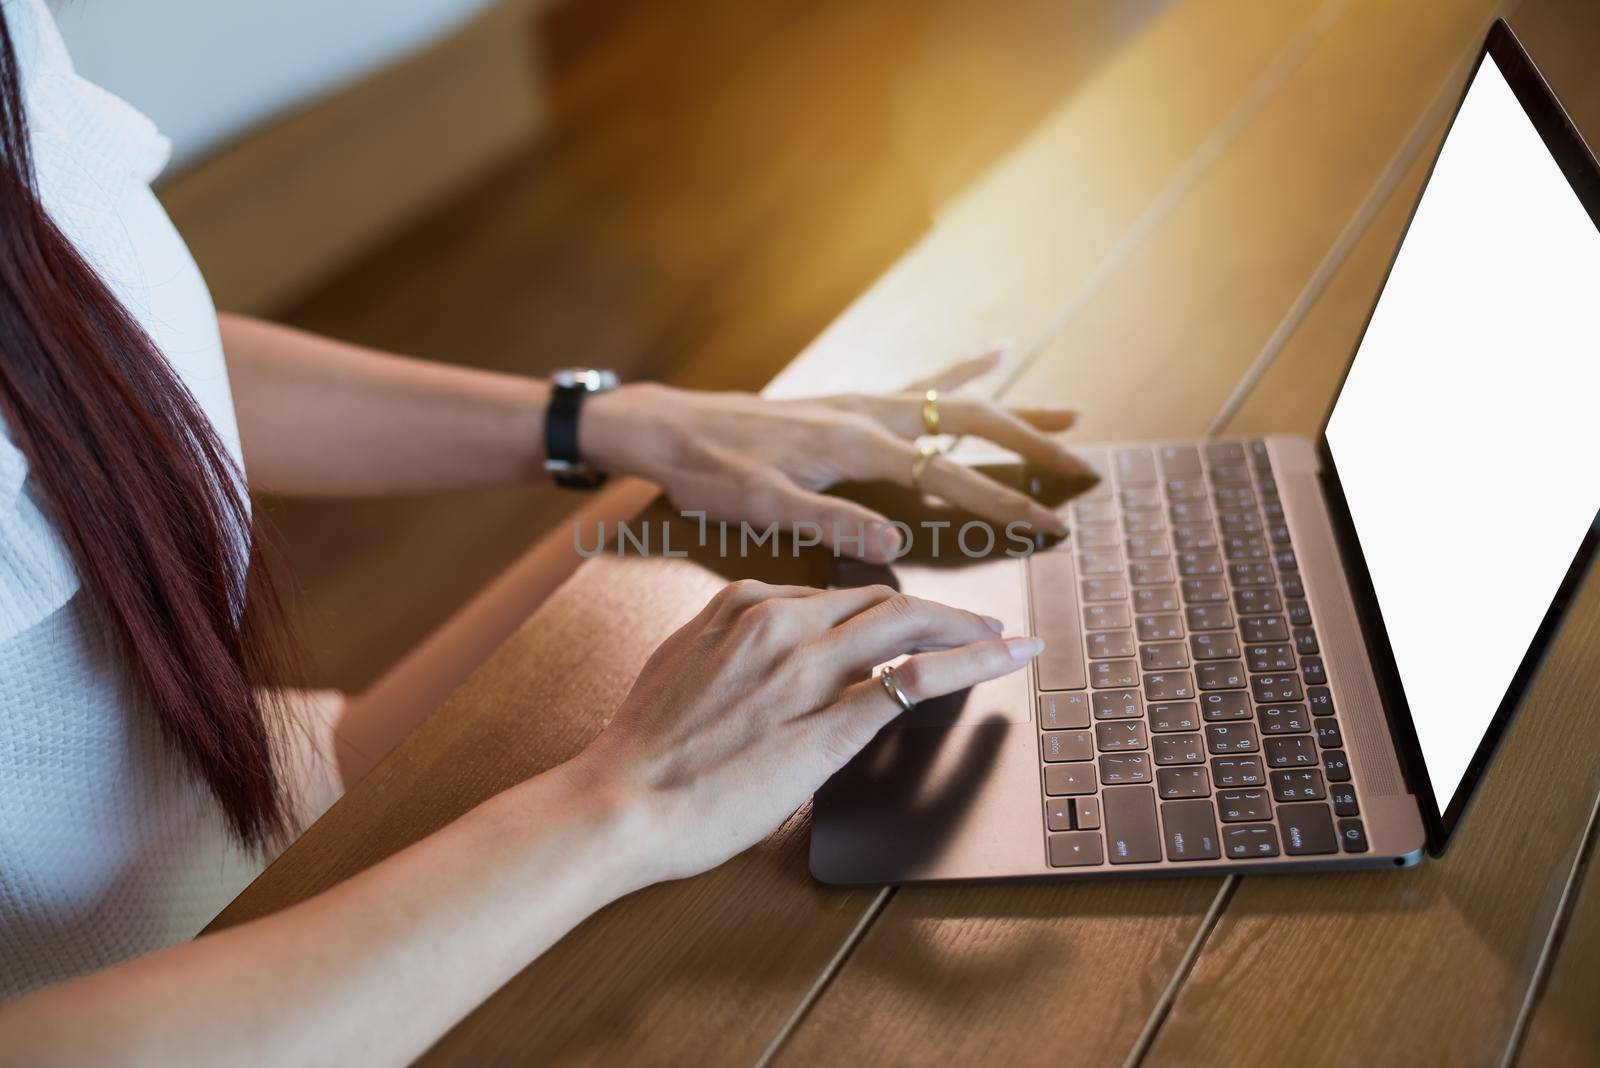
212,1 -> 1600,1063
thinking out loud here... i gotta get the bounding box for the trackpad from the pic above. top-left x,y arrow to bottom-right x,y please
833,557 -> 1033,727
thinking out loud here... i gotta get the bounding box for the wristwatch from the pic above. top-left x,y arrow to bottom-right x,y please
544,367 -> 619,488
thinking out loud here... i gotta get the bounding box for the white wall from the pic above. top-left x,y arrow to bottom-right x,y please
50,0 -> 498,171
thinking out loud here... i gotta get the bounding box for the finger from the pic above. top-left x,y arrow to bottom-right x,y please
1009,406 -> 1079,432
852,436 -> 1065,535
822,593 -> 1009,672
797,636 -> 1043,752
742,468 -> 905,564
901,346 -> 1006,393
940,397 -> 1093,478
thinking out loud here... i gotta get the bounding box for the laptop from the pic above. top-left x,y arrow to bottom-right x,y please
811,20 -> 1600,882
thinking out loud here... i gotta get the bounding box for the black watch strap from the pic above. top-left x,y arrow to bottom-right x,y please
544,369 -> 618,489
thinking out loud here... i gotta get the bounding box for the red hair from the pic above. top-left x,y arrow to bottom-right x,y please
0,14 -> 296,850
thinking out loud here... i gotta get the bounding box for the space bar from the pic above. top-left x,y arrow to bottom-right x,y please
1027,551 -> 1085,690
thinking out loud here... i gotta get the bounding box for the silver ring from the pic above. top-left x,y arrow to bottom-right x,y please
879,665 -> 915,712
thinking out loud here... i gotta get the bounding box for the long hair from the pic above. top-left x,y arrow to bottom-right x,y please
0,12 -> 294,850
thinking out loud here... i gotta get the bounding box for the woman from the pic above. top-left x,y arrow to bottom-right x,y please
0,0 -> 1085,1060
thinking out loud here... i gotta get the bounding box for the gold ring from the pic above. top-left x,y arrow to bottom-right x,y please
911,441 -> 940,491
879,664 -> 915,712
921,389 -> 941,436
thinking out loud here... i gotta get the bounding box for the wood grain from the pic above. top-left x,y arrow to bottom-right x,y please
1140,4 -> 1600,1065
1516,825 -> 1600,1067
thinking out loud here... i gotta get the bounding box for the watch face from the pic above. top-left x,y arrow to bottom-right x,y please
553,368 -> 619,392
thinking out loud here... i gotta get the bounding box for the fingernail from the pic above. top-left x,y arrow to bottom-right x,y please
1033,507 -> 1069,536
1006,636 -> 1045,662
981,614 -> 1004,634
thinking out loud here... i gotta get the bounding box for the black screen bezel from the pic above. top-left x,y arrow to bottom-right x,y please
1315,19 -> 1600,856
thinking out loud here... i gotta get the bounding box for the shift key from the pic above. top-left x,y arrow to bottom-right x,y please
1103,785 -> 1161,864
1028,552 -> 1085,690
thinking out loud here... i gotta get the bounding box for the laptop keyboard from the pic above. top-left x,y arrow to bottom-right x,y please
1030,440 -> 1367,867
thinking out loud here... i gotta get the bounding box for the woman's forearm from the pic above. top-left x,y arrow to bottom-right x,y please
0,761 -> 648,1068
221,314 -> 552,497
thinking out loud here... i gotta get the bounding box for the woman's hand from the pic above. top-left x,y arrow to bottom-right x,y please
581,349 -> 1091,563
568,580 -> 1043,882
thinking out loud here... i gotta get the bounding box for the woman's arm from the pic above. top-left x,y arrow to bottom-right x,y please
221,314 -> 552,497
0,583 -> 1037,1066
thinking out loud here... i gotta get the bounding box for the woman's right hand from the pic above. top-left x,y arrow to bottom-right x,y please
570,580 -> 1043,883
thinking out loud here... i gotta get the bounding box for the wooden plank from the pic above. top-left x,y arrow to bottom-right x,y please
1141,3 -> 1600,1064
772,2 -> 1503,1066
1516,826 -> 1600,1066
210,1 -> 1340,1061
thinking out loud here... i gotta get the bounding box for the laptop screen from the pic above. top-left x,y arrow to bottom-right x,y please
1324,49 -> 1600,819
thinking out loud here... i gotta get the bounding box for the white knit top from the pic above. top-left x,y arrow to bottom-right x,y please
0,0 -> 325,998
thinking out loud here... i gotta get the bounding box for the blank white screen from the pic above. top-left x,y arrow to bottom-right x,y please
1325,54 -> 1600,809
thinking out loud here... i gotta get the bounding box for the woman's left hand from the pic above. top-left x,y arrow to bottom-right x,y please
581,348 -> 1092,563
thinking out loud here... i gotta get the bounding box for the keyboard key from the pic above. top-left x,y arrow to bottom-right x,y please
1256,475 -> 1278,497
1205,722 -> 1259,754
1123,512 -> 1165,535
1217,789 -> 1273,822
1270,768 -> 1326,801
1042,730 -> 1093,763
1177,550 -> 1222,577
1262,498 -> 1286,521
1210,463 -> 1250,485
1134,587 -> 1181,614
1126,533 -> 1170,558
1165,478 -> 1208,502
1158,445 -> 1202,478
1048,831 -> 1105,867
1181,578 -> 1227,604
1170,501 -> 1212,526
1278,802 -> 1338,855
1224,824 -> 1280,858
1338,817 -> 1369,853
1143,671 -> 1195,701
1234,588 -> 1283,615
1039,692 -> 1091,730
1214,486 -> 1256,511
1120,486 -> 1161,511
1044,763 -> 1097,795
1115,447 -> 1157,485
1149,702 -> 1200,733
1135,613 -> 1184,641
1293,627 -> 1319,655
1082,577 -> 1128,602
1173,525 -> 1219,551
1157,766 -> 1210,799
1286,599 -> 1313,626
1322,751 -> 1351,782
1140,642 -> 1190,671
1130,560 -> 1176,586
1212,756 -> 1266,788
1093,689 -> 1142,720
1301,656 -> 1327,687
1251,673 -> 1303,703
1274,548 -> 1298,572
1264,736 -> 1319,767
1161,799 -> 1222,861
1073,796 -> 1102,830
1257,703 -> 1311,734
1153,733 -> 1206,765
1218,510 -> 1262,536
1191,632 -> 1241,660
1096,720 -> 1148,752
1205,441 -> 1246,464
1186,604 -> 1234,631
1045,797 -> 1073,831
1079,551 -> 1122,576
1090,659 -> 1139,689
1329,783 -> 1359,816
1246,642 -> 1296,672
1085,603 -> 1132,630
1072,499 -> 1117,525
1241,615 -> 1289,642
1315,719 -> 1344,749
1199,691 -> 1252,721
1088,631 -> 1136,659
1077,525 -> 1119,549
1197,661 -> 1247,690
1104,785 -> 1163,863
1229,561 -> 1275,587
1280,572 -> 1305,599
1248,439 -> 1272,470
1099,753 -> 1152,784
1224,535 -> 1270,562
1029,552 -> 1085,690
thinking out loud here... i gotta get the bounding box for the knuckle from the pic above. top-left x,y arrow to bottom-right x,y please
737,598 -> 791,646
892,657 -> 927,699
